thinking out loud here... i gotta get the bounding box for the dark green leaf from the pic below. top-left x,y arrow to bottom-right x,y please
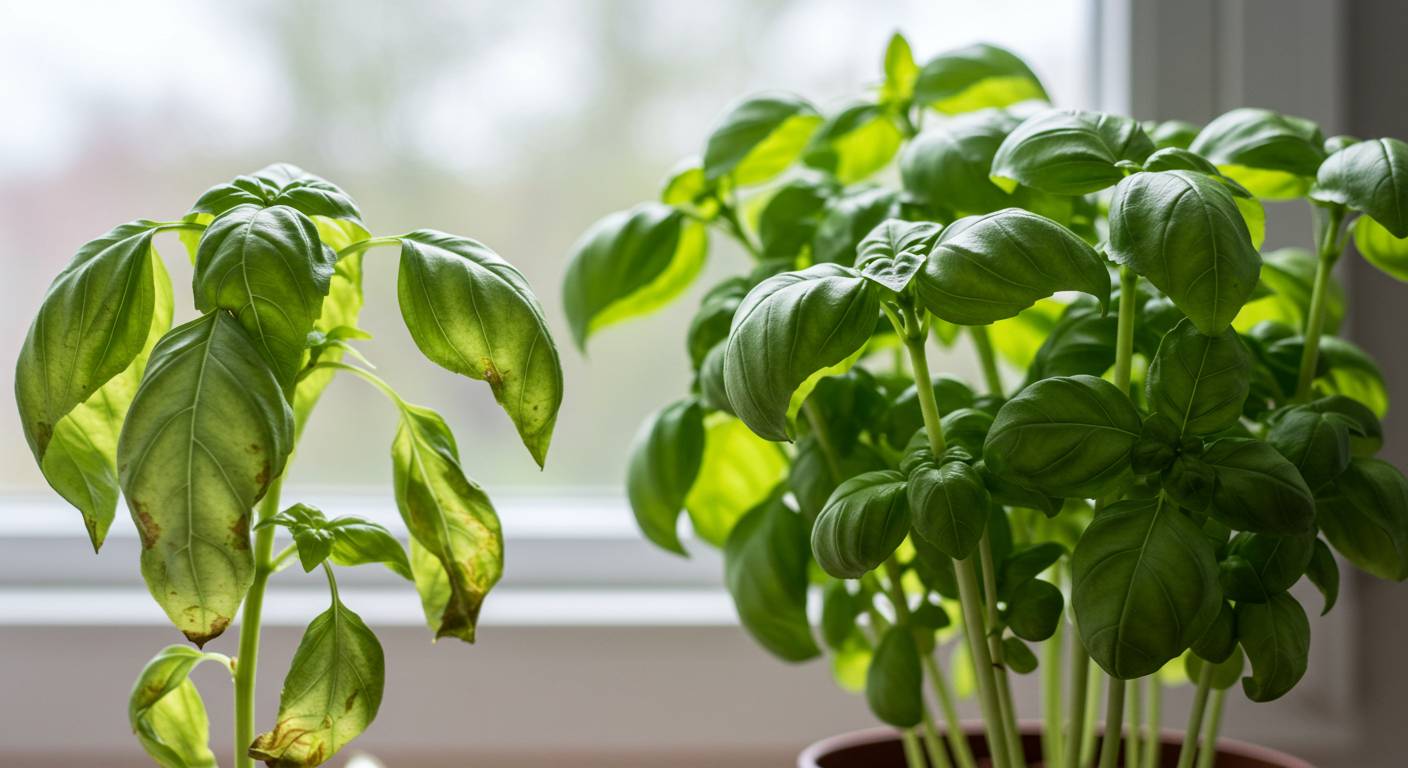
812,187 -> 901,266
998,542 -> 1065,597
722,265 -> 879,441
1315,458 -> 1408,581
907,459 -> 989,559
1200,438 -> 1315,536
913,43 -> 1048,114
562,203 -> 708,349
913,209 -> 1110,325
397,230 -> 563,467
1315,337 -> 1388,418
129,646 -> 220,768
811,470 -> 911,578
1219,532 -> 1315,602
1003,636 -> 1039,674
118,313 -> 293,645
757,178 -> 833,261
1146,318 -> 1252,436
940,408 -> 995,457
900,110 -> 1019,215
1189,108 -> 1325,199
1071,496 -> 1221,679
1266,405 -> 1355,490
626,399 -> 705,556
1026,301 -> 1118,383
1236,592 -> 1310,701
1162,452 -> 1218,512
1190,601 -> 1237,664
1108,170 -> 1260,335
803,102 -> 903,184
1131,413 -> 1181,475
1311,138 -> 1408,236
703,94 -> 823,186
687,279 -> 747,370
724,497 -> 820,662
855,218 -> 941,292
257,504 -> 410,579
821,581 -> 860,650
1306,538 -> 1340,615
1186,645 -> 1245,691
1235,248 -> 1345,335
911,534 -> 959,599
866,627 -> 924,727
1006,578 -> 1063,642
984,375 -> 1142,499
991,109 -> 1154,194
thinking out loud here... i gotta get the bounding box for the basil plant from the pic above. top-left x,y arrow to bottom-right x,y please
15,164 -> 564,768
563,34 -> 1408,768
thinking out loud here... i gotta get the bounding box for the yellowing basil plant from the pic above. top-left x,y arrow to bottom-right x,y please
563,34 -> 1408,768
16,164 -> 564,768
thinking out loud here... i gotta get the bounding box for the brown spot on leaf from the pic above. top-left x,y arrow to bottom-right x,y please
231,513 -> 250,549
481,357 -> 503,395
255,460 -> 270,489
132,501 -> 159,549
344,689 -> 359,712
185,616 -> 229,648
34,421 -> 53,456
247,442 -> 262,454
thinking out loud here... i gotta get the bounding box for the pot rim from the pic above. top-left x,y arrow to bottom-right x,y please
797,722 -> 1316,768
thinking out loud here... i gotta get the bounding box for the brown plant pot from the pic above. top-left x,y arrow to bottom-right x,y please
798,723 -> 1315,768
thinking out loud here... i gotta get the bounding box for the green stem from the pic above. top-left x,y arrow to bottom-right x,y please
922,711 -> 956,768
336,235 -> 402,260
969,326 -> 1005,397
1144,680 -> 1162,768
1041,581 -> 1065,768
1080,665 -> 1103,768
233,473 -> 286,768
1175,664 -> 1213,768
1294,205 -> 1346,402
1114,266 -> 1138,394
1096,673 -> 1126,768
901,729 -> 928,768
1062,629 -> 1091,768
923,653 -> 979,768
152,220 -> 208,234
1195,691 -> 1226,768
980,535 -> 1027,768
1126,680 -> 1142,768
717,198 -> 763,258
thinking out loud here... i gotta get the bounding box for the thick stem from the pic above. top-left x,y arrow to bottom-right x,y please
980,535 -> 1027,768
1062,631 -> 1091,768
1175,664 -> 1213,768
1294,205 -> 1345,402
969,325 -> 1005,398
1126,680 -> 1142,768
1096,674 -> 1127,768
1144,680 -> 1162,768
923,653 -> 979,768
233,474 -> 286,768
1195,690 -> 1226,768
1041,581 -> 1065,768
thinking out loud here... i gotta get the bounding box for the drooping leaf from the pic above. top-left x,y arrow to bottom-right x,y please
1305,538 -> 1340,615
984,375 -> 1142,499
1315,458 -> 1408,581
1219,532 -> 1315,602
626,398 -> 705,556
866,627 -> 924,727
392,403 -> 503,642
193,204 -> 334,387
118,313 -> 294,645
1146,318 -> 1252,436
703,94 -> 823,186
1188,108 -> 1326,199
562,203 -> 708,349
723,265 -> 880,441
991,109 -> 1154,194
1005,578 -> 1063,642
723,497 -> 820,662
913,43 -> 1048,115
1236,592 -> 1310,702
1311,138 -> 1408,236
803,102 -> 903,184
1200,438 -> 1315,536
1352,215 -> 1408,282
1071,496 -> 1222,679
1190,601 -> 1237,664
16,221 -> 171,548
397,230 -> 563,466
907,458 -> 989,559
685,414 -> 787,546
1107,170 -> 1261,335
900,110 -> 1019,216
855,218 -> 942,293
1003,637 -> 1040,674
129,645 -> 221,768
912,208 -> 1109,325
811,470 -> 910,578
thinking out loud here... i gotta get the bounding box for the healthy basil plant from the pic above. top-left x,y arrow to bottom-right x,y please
15,164 -> 564,768
563,34 -> 1408,768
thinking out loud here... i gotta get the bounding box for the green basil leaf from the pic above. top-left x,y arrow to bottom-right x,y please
1190,600 -> 1237,664
991,109 -> 1154,194
1003,637 -> 1040,674
724,497 -> 820,662
1315,458 -> 1408,581
626,398 -> 705,556
900,110 -> 1019,215
660,158 -> 720,221
1108,170 -> 1260,335
821,581 -> 860,650
879,32 -> 919,106
907,459 -> 990,559
194,204 -> 334,386
1352,214 -> 1408,281
1005,578 -> 1063,642
941,408 -> 995,457
1142,147 -> 1254,197
913,209 -> 1109,325
396,230 -> 563,467
687,279 -> 747,370
293,219 -> 370,433
803,102 -> 903,184
989,298 -> 1067,370
1071,496 -> 1222,679
1236,592 -> 1310,702
1188,108 -> 1325,199
998,542 -> 1065,597
757,178 -> 833,261
563,203 -> 708,349
1146,318 -> 1252,436
855,218 -> 942,293
1200,438 -> 1315,535
913,43 -> 1048,115
812,187 -> 901,266
1147,120 -> 1200,150
698,342 -> 734,415
1186,645 -> 1245,691
250,596 -> 385,767
811,470 -> 911,578
193,164 -> 367,231
1266,406 -> 1354,490
118,313 -> 294,645
1302,395 -> 1382,457
1306,538 -> 1340,615
1234,247 -> 1345,334
1311,138 -> 1408,236
685,413 -> 787,546
703,94 -> 823,186
326,518 -> 411,580
393,403 -> 503,642
129,646 -> 221,768
723,265 -> 880,441
1316,337 -> 1388,418
984,375 -> 1142,499
866,626 -> 924,727
1131,413 -> 1181,475
1219,532 -> 1315,602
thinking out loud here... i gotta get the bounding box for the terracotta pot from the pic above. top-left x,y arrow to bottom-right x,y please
798,723 -> 1315,768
